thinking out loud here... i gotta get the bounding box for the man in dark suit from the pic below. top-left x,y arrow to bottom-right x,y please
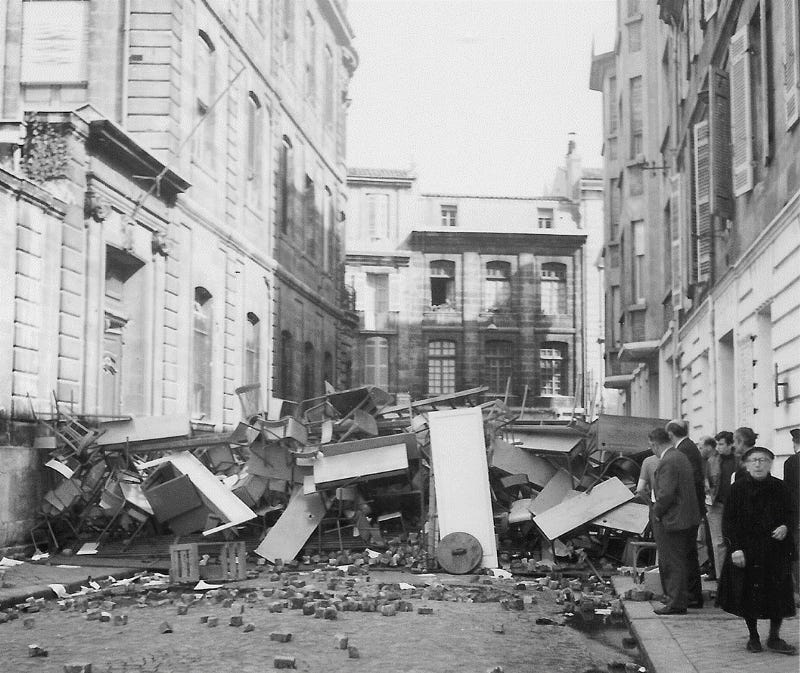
666,419 -> 705,607
649,427 -> 701,615
785,428 -> 800,591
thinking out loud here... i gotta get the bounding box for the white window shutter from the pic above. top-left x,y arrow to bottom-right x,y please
704,0 -> 718,21
784,0 -> 800,129
709,67 -> 734,219
353,271 -> 367,312
670,176 -> 684,309
729,26 -> 754,196
388,272 -> 401,312
693,121 -> 712,283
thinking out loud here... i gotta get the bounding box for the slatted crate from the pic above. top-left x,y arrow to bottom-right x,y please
169,541 -> 247,583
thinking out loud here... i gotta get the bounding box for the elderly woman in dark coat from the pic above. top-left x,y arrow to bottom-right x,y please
717,446 -> 796,654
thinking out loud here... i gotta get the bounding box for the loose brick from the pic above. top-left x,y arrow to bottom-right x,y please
334,634 -> 349,650
323,607 -> 338,620
229,615 -> 243,627
417,606 -> 434,615
243,623 -> 255,632
23,617 -> 35,629
314,608 -> 325,619
85,609 -> 101,621
207,617 -> 219,627
176,605 -> 188,615
273,655 -> 296,669
268,602 -> 284,613
290,597 -> 306,610
159,621 -> 173,634
63,664 -> 92,673
486,667 -> 504,673
270,631 -> 292,643
493,623 -> 505,634
222,599 -> 234,608
348,646 -> 360,659
28,644 -> 48,657
113,615 -> 128,626
302,602 -> 316,616
381,604 -> 397,617
199,615 -> 210,623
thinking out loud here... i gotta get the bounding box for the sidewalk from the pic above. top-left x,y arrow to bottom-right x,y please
613,576 -> 799,673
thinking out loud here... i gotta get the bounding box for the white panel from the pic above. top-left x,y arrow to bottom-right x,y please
312,443 -> 408,489
429,407 -> 498,568
21,1 -> 88,83
254,485 -> 327,562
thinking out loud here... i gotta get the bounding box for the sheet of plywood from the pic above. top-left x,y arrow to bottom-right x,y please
491,439 -> 557,488
533,477 -> 633,540
594,414 -> 668,455
140,452 -> 256,535
591,501 -> 650,535
95,415 -> 191,446
429,408 -> 498,568
529,469 -> 575,516
254,485 -> 327,562
312,442 -> 408,489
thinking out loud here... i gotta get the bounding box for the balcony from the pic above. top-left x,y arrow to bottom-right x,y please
422,304 -> 463,327
359,311 -> 399,332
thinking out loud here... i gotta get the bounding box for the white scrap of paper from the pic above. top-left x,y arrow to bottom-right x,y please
194,580 -> 223,590
0,557 -> 25,567
364,548 -> 381,559
398,582 -> 415,590
48,583 -> 69,598
488,568 -> 513,579
89,581 -> 101,590
30,551 -> 50,561
55,565 -> 80,569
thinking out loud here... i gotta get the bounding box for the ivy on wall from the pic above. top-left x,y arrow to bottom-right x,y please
22,121 -> 69,183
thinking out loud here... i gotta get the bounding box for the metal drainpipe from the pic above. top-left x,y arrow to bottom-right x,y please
121,0 -> 130,126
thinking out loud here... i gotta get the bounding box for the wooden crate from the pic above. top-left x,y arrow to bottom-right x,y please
169,541 -> 247,584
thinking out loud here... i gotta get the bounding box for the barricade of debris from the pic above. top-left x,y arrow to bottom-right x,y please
28,385 -> 666,580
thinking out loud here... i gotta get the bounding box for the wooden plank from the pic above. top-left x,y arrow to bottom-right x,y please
533,477 -> 633,540
95,415 -> 192,446
594,414 -> 668,455
591,501 -> 650,535
529,469 -> 575,516
491,438 -> 557,488
254,485 -> 328,563
429,407 -> 498,568
312,442 -> 408,490
508,498 -> 534,524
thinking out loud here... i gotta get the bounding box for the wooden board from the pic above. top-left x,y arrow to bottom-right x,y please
95,415 -> 191,446
529,469 -> 576,516
533,477 -> 633,540
254,486 -> 327,563
594,414 -> 668,455
312,442 -> 408,490
591,501 -> 650,534
429,408 -> 498,568
491,438 -> 557,488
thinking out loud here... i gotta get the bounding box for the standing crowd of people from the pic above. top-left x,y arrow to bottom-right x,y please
635,421 -> 799,656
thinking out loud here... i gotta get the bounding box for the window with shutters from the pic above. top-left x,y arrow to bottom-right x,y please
192,287 -> 214,417
323,186 -> 333,272
610,287 -> 621,348
670,175 -> 685,309
729,25 -> 754,195
280,330 -> 294,399
245,92 -> 262,204
540,262 -> 567,315
21,1 -> 89,84
244,312 -> 260,384
366,193 -> 389,240
629,76 -> 643,159
784,0 -> 800,129
194,31 -> 216,163
365,272 -> 389,330
747,5 -> 772,171
364,336 -> 389,388
486,340 -> 513,395
428,340 -> 456,395
305,12 -> 316,104
631,220 -> 645,301
709,68 -> 733,219
608,76 -> 618,134
282,0 -> 295,72
693,121 -> 712,283
305,175 -> 317,257
430,260 -> 455,308
539,343 -> 567,396
610,178 -> 620,239
629,20 -> 642,52
484,261 -> 511,310
277,136 -> 294,234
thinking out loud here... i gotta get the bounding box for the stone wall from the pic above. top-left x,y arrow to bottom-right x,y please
0,445 -> 46,550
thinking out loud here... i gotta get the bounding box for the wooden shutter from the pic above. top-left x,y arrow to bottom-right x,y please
709,67 -> 733,219
670,176 -> 684,309
785,0 -> 800,129
704,0 -> 718,21
694,121 -> 712,282
730,26 -> 754,196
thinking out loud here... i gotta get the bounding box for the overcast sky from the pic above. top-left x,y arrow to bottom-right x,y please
346,0 -> 617,196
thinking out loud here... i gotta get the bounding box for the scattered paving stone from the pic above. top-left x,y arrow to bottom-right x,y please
229,615 -> 243,627
23,617 -> 35,629
347,646 -> 360,659
85,609 -> 101,621
417,607 -> 434,615
323,607 -> 338,620
159,621 -> 173,634
334,634 -> 349,650
199,615 -> 210,623
113,615 -> 128,626
274,655 -> 296,669
268,602 -> 284,613
314,607 -> 325,619
63,664 -> 93,673
207,617 -> 219,627
243,623 -> 255,633
486,667 -> 504,673
270,631 -> 292,643
28,644 -> 48,657
493,623 -> 505,634
381,604 -> 397,617
99,611 -> 112,622
177,605 -> 188,615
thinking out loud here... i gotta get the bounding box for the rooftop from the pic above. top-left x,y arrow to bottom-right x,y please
348,167 -> 416,181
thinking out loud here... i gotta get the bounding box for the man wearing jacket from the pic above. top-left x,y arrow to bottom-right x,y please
649,427 -> 701,615
666,419 -> 705,607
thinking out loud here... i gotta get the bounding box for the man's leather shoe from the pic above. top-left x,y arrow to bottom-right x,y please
653,606 -> 687,615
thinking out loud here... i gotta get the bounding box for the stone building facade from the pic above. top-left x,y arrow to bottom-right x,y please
0,0 -> 357,548
591,0 -> 800,461
345,169 -> 587,416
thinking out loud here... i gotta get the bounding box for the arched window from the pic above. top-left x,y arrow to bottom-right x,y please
429,260 -> 455,308
428,340 -> 456,395
323,351 -> 334,388
244,312 -> 260,384
484,261 -> 511,310
364,336 -> 388,388
486,340 -> 513,395
246,91 -> 262,182
540,343 -> 567,396
277,136 -> 294,234
194,31 -> 216,162
192,287 -> 213,417
540,262 -> 567,314
305,174 -> 317,257
303,342 -> 316,399
280,330 -> 294,399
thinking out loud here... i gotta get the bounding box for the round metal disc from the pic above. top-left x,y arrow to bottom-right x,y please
436,532 -> 483,574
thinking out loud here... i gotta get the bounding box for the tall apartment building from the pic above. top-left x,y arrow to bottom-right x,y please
0,0 -> 357,429
345,170 -> 587,417
591,0 -> 800,458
